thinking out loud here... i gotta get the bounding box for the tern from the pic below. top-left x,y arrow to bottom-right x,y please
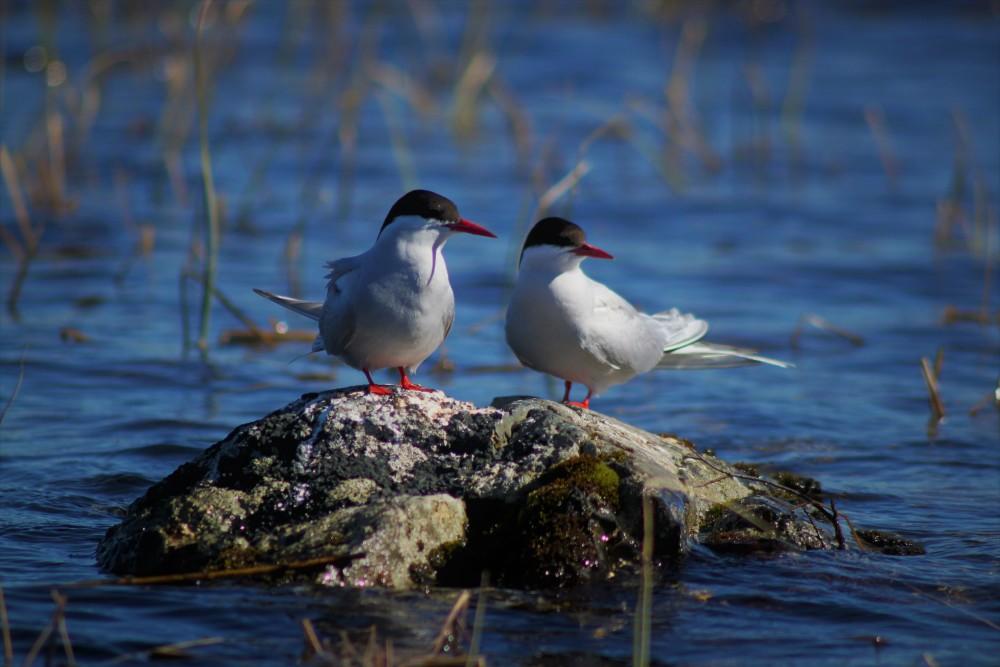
255,189 -> 496,395
505,217 -> 791,409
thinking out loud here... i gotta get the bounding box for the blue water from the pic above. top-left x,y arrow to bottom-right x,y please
2,2 -> 998,664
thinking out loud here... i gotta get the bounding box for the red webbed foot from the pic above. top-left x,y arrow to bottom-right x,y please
363,368 -> 393,396
398,368 -> 436,393
561,381 -> 592,409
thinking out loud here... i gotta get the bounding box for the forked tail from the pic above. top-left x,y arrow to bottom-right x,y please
252,288 -> 323,321
657,341 -> 794,370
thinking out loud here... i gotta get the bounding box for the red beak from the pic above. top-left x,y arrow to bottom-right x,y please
448,218 -> 497,238
572,242 -> 614,260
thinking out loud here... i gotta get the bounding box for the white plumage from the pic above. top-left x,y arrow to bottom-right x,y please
505,218 -> 790,408
255,190 -> 495,395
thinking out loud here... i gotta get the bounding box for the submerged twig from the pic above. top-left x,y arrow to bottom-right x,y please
110,637 -> 224,664
63,554 -> 360,589
681,447 -> 837,548
829,499 -> 846,550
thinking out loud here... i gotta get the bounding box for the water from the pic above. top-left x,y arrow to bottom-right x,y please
2,2 -> 998,664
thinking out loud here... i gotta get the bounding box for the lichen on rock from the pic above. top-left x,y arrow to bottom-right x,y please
98,388 -> 843,589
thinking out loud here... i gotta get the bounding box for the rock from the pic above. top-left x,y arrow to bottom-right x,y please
98,388 -> 836,589
853,528 -> 926,556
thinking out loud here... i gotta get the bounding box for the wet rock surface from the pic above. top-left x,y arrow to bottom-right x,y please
98,388 -> 845,589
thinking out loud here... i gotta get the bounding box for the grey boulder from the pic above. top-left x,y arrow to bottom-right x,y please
97,388 -> 838,589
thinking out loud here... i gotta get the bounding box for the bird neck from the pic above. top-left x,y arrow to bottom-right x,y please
518,248 -> 586,280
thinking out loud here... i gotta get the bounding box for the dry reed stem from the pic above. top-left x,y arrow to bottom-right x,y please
377,91 -> 418,191
0,350 -> 25,429
194,0 -> 220,356
430,590 -> 471,655
828,499 -> 846,550
452,51 -> 497,141
665,16 -> 720,174
63,554 -> 358,589
864,106 -> 899,188
0,147 -> 33,253
901,581 -> 1000,633
933,347 -> 944,379
369,62 -> 437,116
532,160 -> 592,221
180,269 -> 265,341
0,148 -> 41,318
920,357 -> 945,420
45,111 -> 67,207
790,313 -> 865,348
968,379 -> 1000,416
50,590 -> 75,667
780,9 -> 814,171
0,585 -> 12,667
302,618 -> 326,659
22,589 -> 73,667
487,79 -> 532,169
0,0 -> 5,115
466,575 -> 488,667
742,62 -> 773,166
632,495 -> 652,667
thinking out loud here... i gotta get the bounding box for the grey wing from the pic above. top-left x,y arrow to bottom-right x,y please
583,283 -> 652,370
320,294 -> 358,357
325,255 -> 362,293
318,255 -> 362,356
441,299 -> 455,342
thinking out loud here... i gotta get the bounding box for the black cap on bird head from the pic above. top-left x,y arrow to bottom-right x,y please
520,217 -> 614,263
379,189 -> 460,237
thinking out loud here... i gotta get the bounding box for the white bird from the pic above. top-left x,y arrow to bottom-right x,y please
505,217 -> 791,409
255,189 -> 496,395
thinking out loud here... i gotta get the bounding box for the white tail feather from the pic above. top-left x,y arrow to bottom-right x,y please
657,341 -> 793,370
253,288 -> 323,322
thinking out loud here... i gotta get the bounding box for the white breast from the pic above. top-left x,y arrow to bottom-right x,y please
506,267 -> 665,393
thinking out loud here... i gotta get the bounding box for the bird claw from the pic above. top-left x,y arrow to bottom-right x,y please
400,378 -> 436,392
563,399 -> 590,410
366,384 -> 393,396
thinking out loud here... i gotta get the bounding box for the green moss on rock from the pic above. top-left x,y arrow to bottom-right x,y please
772,471 -> 823,501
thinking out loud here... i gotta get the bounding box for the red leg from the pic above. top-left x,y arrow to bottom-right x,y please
562,380 -> 573,403
363,368 -> 392,396
398,367 -> 436,392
